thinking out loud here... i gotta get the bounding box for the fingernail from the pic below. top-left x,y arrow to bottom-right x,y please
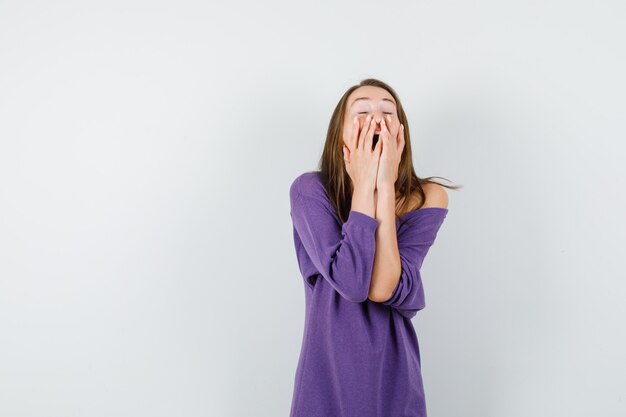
353,116 -> 357,124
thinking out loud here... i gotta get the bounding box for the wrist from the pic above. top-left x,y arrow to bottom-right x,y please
354,181 -> 376,196
376,182 -> 395,195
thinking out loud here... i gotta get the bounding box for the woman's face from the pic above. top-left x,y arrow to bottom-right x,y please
342,86 -> 399,146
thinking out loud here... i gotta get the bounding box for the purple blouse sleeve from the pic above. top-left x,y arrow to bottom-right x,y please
289,175 -> 379,302
381,209 -> 447,319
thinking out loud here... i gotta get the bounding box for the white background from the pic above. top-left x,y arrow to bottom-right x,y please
1,1 -> 625,416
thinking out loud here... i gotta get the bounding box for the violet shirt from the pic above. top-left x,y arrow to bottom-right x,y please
288,171 -> 448,417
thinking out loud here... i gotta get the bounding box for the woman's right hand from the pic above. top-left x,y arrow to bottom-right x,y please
342,114 -> 382,192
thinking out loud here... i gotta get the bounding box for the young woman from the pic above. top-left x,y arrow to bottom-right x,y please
288,78 -> 459,417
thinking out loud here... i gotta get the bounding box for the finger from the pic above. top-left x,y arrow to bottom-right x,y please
381,118 -> 391,145
397,123 -> 404,143
395,119 -> 402,145
386,114 -> 398,144
358,114 -> 372,150
384,115 -> 398,146
348,116 -> 359,151
362,115 -> 376,151
381,118 -> 395,155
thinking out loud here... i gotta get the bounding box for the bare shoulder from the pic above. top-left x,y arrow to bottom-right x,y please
399,182 -> 449,214
419,182 -> 449,209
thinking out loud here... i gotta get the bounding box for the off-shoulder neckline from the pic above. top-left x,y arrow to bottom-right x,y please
302,171 -> 448,220
398,207 -> 448,219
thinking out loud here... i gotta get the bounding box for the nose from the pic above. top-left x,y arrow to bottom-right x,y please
360,112 -> 387,130
369,112 -> 383,127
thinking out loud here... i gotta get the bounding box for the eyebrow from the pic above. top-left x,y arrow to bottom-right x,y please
350,97 -> 397,107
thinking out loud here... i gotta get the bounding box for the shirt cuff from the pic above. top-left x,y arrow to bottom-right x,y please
346,210 -> 379,231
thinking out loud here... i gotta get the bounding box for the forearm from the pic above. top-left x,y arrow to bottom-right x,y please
368,183 -> 401,301
351,183 -> 376,219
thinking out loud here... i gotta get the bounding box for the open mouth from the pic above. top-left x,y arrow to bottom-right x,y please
372,133 -> 380,149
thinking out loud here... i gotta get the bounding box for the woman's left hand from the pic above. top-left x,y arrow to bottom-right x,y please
376,116 -> 405,190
